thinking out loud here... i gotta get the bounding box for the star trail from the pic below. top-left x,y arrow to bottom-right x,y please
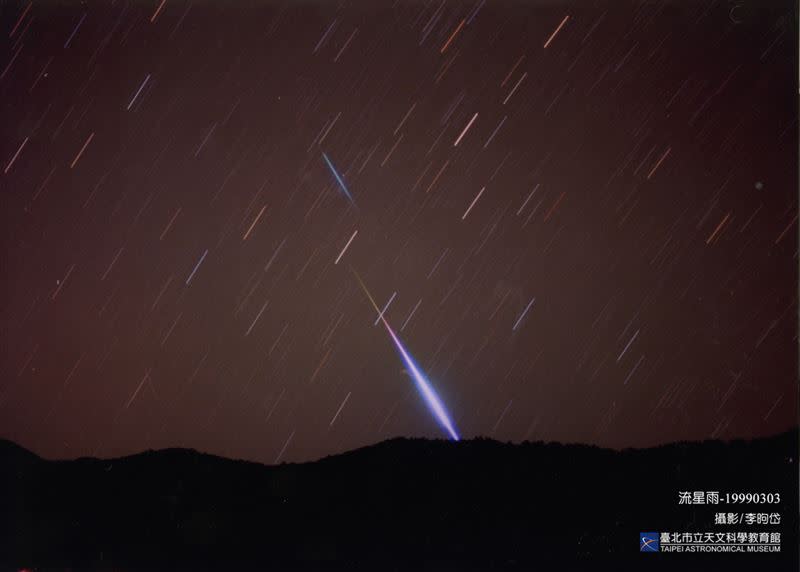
0,0 -> 796,464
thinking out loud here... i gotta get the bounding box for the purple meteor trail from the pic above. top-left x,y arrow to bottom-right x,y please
352,269 -> 460,441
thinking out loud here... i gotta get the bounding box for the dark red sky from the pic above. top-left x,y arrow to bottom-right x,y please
1,0 -> 797,464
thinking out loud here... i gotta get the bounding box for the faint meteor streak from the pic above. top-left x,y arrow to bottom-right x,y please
322,152 -> 356,205
352,269 -> 460,441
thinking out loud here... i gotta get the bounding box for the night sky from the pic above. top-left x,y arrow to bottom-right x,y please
1,0 -> 797,465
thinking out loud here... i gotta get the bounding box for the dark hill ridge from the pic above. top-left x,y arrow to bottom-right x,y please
1,431 -> 797,571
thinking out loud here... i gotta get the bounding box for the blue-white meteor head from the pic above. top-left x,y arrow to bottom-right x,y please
384,325 -> 460,441
351,268 -> 460,441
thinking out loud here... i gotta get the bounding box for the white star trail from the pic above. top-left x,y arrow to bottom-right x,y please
453,112 -> 478,147
374,291 -> 398,325
127,74 -> 151,110
186,249 -> 209,285
335,230 -> 358,265
512,297 -> 536,331
462,186 -> 486,220
329,391 -> 351,427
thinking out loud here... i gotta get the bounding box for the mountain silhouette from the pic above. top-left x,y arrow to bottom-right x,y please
1,431 -> 797,571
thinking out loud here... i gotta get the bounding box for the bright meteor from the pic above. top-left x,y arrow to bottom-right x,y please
351,269 -> 460,441
322,152 -> 356,206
